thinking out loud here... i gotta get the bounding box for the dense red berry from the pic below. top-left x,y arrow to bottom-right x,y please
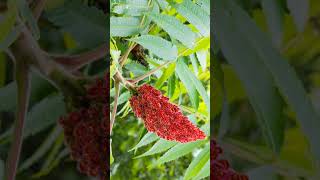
59,78 -> 109,179
211,139 -> 249,180
129,84 -> 206,143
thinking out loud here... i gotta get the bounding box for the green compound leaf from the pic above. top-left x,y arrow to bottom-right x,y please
148,13 -> 196,48
134,139 -> 177,158
176,58 -> 199,110
156,140 -> 206,165
184,143 -> 210,180
130,35 -> 178,60
18,126 -> 62,172
113,0 -> 149,16
175,0 -> 210,36
111,16 -> 142,37
129,132 -> 159,152
214,0 -> 285,153
193,159 -> 210,180
47,0 -> 107,48
155,63 -> 176,88
176,58 -> 210,113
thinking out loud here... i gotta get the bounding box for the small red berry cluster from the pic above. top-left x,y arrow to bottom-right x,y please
59,78 -> 109,179
211,139 -> 248,180
130,84 -> 206,143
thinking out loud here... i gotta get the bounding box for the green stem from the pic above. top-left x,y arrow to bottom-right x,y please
131,61 -> 171,84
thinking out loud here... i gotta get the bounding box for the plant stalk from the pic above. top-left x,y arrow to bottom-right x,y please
119,44 -> 136,67
110,81 -> 120,135
5,59 -> 31,180
131,61 -> 171,84
32,0 -> 47,20
50,45 -> 108,71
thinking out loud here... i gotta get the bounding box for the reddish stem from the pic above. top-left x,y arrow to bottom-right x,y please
50,45 -> 108,71
5,59 -> 31,180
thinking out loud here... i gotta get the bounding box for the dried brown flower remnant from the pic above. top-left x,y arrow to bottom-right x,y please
130,84 -> 206,143
211,139 -> 249,180
131,44 -> 149,67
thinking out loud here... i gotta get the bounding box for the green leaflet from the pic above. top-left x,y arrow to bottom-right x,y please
261,0 -> 284,47
130,35 -> 178,60
214,0 -> 285,153
113,0 -> 149,16
156,140 -> 206,165
175,0 -> 210,36
176,58 -> 210,113
222,0 -> 320,162
129,132 -> 159,152
155,63 -> 176,88
184,143 -> 210,180
134,139 -> 177,158
47,0 -> 107,48
111,16 -> 142,37
148,13 -> 196,48
176,58 -> 199,110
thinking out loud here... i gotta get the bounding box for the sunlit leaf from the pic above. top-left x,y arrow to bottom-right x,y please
130,35 -> 178,60
156,140 -> 205,165
111,16 -> 142,37
176,58 -> 210,112
134,139 -> 177,158
129,132 -> 159,151
184,143 -> 209,180
175,0 -> 210,36
148,13 -> 196,48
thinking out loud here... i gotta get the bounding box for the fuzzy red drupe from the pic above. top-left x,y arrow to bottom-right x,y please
59,78 -> 109,179
130,84 -> 206,143
211,139 -> 249,180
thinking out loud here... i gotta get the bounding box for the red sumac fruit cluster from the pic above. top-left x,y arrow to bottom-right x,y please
59,78 -> 109,179
211,139 -> 249,180
130,84 -> 206,143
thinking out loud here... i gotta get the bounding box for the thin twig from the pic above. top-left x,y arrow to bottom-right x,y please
50,45 -> 108,71
119,44 -> 137,67
32,0 -> 47,20
11,23 -> 86,105
110,81 -> 120,135
5,59 -> 31,180
131,61 -> 171,84
114,69 -> 136,91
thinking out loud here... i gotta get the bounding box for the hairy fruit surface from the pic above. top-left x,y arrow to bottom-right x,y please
130,84 -> 206,143
211,139 -> 249,180
59,78 -> 109,179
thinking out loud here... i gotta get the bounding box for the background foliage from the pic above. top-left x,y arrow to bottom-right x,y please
110,0 -> 210,179
213,0 -> 320,179
0,0 -> 107,179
